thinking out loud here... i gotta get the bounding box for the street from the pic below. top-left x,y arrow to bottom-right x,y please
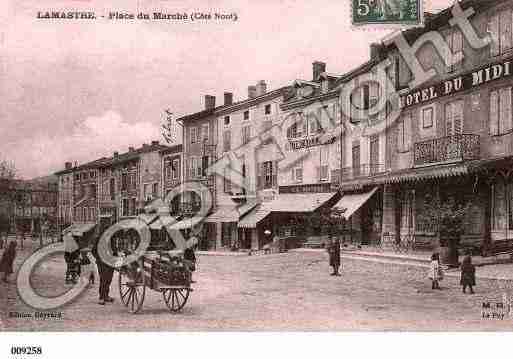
2,243 -> 513,331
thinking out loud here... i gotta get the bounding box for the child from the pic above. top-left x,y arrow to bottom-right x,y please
0,241 -> 17,283
429,253 -> 442,289
460,254 -> 476,294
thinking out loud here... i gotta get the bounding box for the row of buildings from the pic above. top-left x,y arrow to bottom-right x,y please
0,178 -> 58,234
56,0 -> 513,254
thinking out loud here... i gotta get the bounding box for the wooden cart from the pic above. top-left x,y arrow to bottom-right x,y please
114,215 -> 194,314
118,252 -> 192,314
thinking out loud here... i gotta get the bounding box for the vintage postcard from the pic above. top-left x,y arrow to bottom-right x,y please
1,0 -> 513,356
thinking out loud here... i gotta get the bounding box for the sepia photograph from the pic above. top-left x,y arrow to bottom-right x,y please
1,0 -> 513,356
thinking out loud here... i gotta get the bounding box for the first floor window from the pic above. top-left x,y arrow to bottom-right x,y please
490,87 -> 513,136
291,161 -> 303,183
397,114 -> 412,152
122,199 -> 129,217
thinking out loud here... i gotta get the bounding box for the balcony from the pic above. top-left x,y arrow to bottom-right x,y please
414,134 -> 480,167
341,164 -> 386,181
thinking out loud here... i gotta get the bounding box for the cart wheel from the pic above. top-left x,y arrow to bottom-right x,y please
163,288 -> 190,313
119,268 -> 146,314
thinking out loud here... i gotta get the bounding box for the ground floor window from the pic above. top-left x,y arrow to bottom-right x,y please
492,178 -> 513,231
221,223 -> 233,247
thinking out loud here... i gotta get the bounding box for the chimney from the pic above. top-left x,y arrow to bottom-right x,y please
128,146 -> 135,152
256,80 -> 267,96
224,92 -> 233,106
65,162 -> 72,170
312,61 -> 326,81
248,85 -> 257,99
370,43 -> 384,60
151,140 -> 159,146
204,95 -> 216,110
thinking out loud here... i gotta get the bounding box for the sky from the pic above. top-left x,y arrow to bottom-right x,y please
0,0 -> 454,179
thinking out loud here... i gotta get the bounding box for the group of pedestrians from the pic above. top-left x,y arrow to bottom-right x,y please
429,252 -> 476,294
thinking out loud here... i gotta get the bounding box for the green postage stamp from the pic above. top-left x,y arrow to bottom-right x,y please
352,0 -> 423,26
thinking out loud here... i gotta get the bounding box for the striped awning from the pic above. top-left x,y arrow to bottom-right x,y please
205,202 -> 258,223
238,205 -> 272,229
167,216 -> 203,230
265,192 -> 338,212
333,187 -> 379,220
385,163 -> 469,184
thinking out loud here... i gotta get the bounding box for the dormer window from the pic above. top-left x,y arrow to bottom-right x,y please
321,79 -> 329,93
224,116 -> 230,126
264,104 -> 272,115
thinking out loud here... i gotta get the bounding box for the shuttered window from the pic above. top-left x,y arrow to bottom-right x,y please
397,114 -> 412,152
242,126 -> 251,145
445,29 -> 463,73
489,9 -> 513,56
445,100 -> 464,136
490,87 -> 513,136
223,130 -> 231,152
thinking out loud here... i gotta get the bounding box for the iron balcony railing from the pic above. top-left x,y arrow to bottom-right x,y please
414,134 -> 480,167
341,164 -> 386,181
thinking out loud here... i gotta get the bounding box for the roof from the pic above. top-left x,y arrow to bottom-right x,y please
176,86 -> 291,123
205,202 -> 258,223
238,205 -> 272,229
384,0 -> 501,51
161,144 -> 183,155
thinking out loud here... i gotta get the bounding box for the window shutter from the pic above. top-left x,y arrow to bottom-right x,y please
453,30 -> 463,69
501,9 -> 512,52
404,115 -> 412,150
272,161 -> 277,188
445,32 -> 453,72
501,88 -> 513,133
445,103 -> 453,136
489,14 -> 500,56
256,163 -> 262,190
315,166 -> 320,182
453,100 -> 464,135
490,90 -> 499,135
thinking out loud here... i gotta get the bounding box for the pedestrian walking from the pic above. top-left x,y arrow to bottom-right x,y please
92,223 -> 115,305
428,253 -> 443,289
0,241 -> 17,283
460,254 -> 476,294
328,238 -> 341,276
184,236 -> 197,283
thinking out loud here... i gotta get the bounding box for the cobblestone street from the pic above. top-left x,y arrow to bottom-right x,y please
2,241 -> 513,331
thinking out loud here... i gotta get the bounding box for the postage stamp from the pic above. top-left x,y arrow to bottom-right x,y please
352,0 -> 423,26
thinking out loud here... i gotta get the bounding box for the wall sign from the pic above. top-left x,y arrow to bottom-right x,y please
399,58 -> 513,109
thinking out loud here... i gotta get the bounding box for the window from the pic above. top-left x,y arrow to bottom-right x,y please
129,173 -> 137,191
224,167 -> 232,193
202,124 -> 209,142
172,159 -> 180,179
223,130 -> 231,152
397,114 -> 412,152
400,190 -> 415,232
490,87 -> 513,136
258,161 -> 276,189
264,104 -> 272,115
242,126 -> 251,145
445,100 -> 464,136
370,135 -> 380,174
352,143 -> 361,177
110,178 -> 115,200
196,157 -> 202,177
291,161 -> 303,183
144,183 -> 150,199
309,114 -> 320,134
122,199 -> 129,217
288,114 -> 307,138
130,198 -> 136,216
191,157 -> 198,179
152,183 -> 158,198
445,29 -> 463,73
224,116 -> 230,126
201,156 -> 209,177
121,173 -> 128,191
243,111 -> 250,120
90,171 -> 96,178
489,8 -> 513,57
422,106 -> 434,128
320,147 -> 329,181
190,127 -> 197,144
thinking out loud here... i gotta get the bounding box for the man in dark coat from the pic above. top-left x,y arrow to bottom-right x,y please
0,241 -> 17,282
460,254 -> 476,294
328,238 -> 341,276
92,224 -> 115,305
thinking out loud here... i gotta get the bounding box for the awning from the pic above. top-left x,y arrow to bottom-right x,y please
333,187 -> 379,220
205,202 -> 258,223
63,223 -> 96,237
265,192 -> 338,212
238,205 -> 272,229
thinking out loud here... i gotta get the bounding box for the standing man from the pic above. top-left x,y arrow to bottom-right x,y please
92,222 -> 115,305
327,238 -> 341,276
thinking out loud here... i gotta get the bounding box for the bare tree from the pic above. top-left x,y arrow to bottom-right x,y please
0,158 -> 16,180
161,109 -> 176,144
